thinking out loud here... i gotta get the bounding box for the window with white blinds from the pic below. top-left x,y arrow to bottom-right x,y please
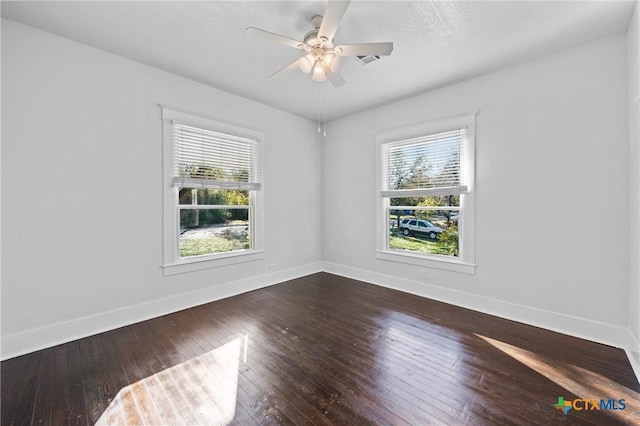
172,122 -> 262,191
376,113 -> 476,273
380,128 -> 468,198
162,107 -> 265,275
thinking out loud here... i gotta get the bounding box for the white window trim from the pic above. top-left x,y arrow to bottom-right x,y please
161,107 -> 265,276
375,112 -> 477,274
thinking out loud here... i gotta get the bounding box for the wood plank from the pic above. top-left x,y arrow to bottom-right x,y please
0,351 -> 41,426
31,349 -> 54,426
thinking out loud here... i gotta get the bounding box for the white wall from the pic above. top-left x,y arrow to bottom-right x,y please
323,34 -> 631,347
628,0 -> 640,377
1,20 -> 323,359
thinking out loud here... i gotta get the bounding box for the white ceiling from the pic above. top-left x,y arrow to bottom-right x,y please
1,1 -> 636,121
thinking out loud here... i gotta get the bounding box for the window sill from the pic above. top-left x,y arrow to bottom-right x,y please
376,250 -> 476,274
163,250 -> 266,276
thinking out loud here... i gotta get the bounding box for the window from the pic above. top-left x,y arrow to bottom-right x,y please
376,114 -> 475,274
178,188 -> 250,258
162,108 -> 265,275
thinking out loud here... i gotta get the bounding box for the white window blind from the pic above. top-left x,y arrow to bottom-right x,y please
381,128 -> 467,197
172,122 -> 262,190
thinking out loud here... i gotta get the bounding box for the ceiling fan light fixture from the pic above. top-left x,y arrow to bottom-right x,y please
311,60 -> 327,81
323,53 -> 342,72
298,55 -> 314,73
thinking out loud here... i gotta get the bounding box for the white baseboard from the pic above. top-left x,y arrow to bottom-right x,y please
627,330 -> 640,382
1,262 -> 323,361
323,262 -> 630,350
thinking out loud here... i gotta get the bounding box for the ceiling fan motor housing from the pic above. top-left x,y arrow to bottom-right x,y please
304,29 -> 321,48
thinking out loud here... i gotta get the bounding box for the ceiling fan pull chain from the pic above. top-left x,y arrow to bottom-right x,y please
323,89 -> 327,137
317,87 -> 322,133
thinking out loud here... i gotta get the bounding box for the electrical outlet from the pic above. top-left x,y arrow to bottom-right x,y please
268,264 -> 276,271
422,270 -> 429,280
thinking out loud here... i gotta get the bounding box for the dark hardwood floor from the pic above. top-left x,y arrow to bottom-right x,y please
2,272 -> 639,425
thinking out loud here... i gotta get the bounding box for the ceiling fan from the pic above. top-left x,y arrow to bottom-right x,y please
246,0 -> 393,87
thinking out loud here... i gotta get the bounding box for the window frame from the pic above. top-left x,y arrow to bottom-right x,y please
375,113 -> 476,274
162,107 -> 265,276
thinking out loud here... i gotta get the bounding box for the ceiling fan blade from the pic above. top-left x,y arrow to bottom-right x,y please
327,70 -> 346,88
318,0 -> 351,42
335,42 -> 394,57
245,27 -> 306,49
268,60 -> 300,79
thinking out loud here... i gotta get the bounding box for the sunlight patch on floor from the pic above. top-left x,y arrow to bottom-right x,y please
476,334 -> 639,423
96,336 -> 246,425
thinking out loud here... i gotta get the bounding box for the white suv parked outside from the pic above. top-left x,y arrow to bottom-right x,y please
399,218 -> 444,239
